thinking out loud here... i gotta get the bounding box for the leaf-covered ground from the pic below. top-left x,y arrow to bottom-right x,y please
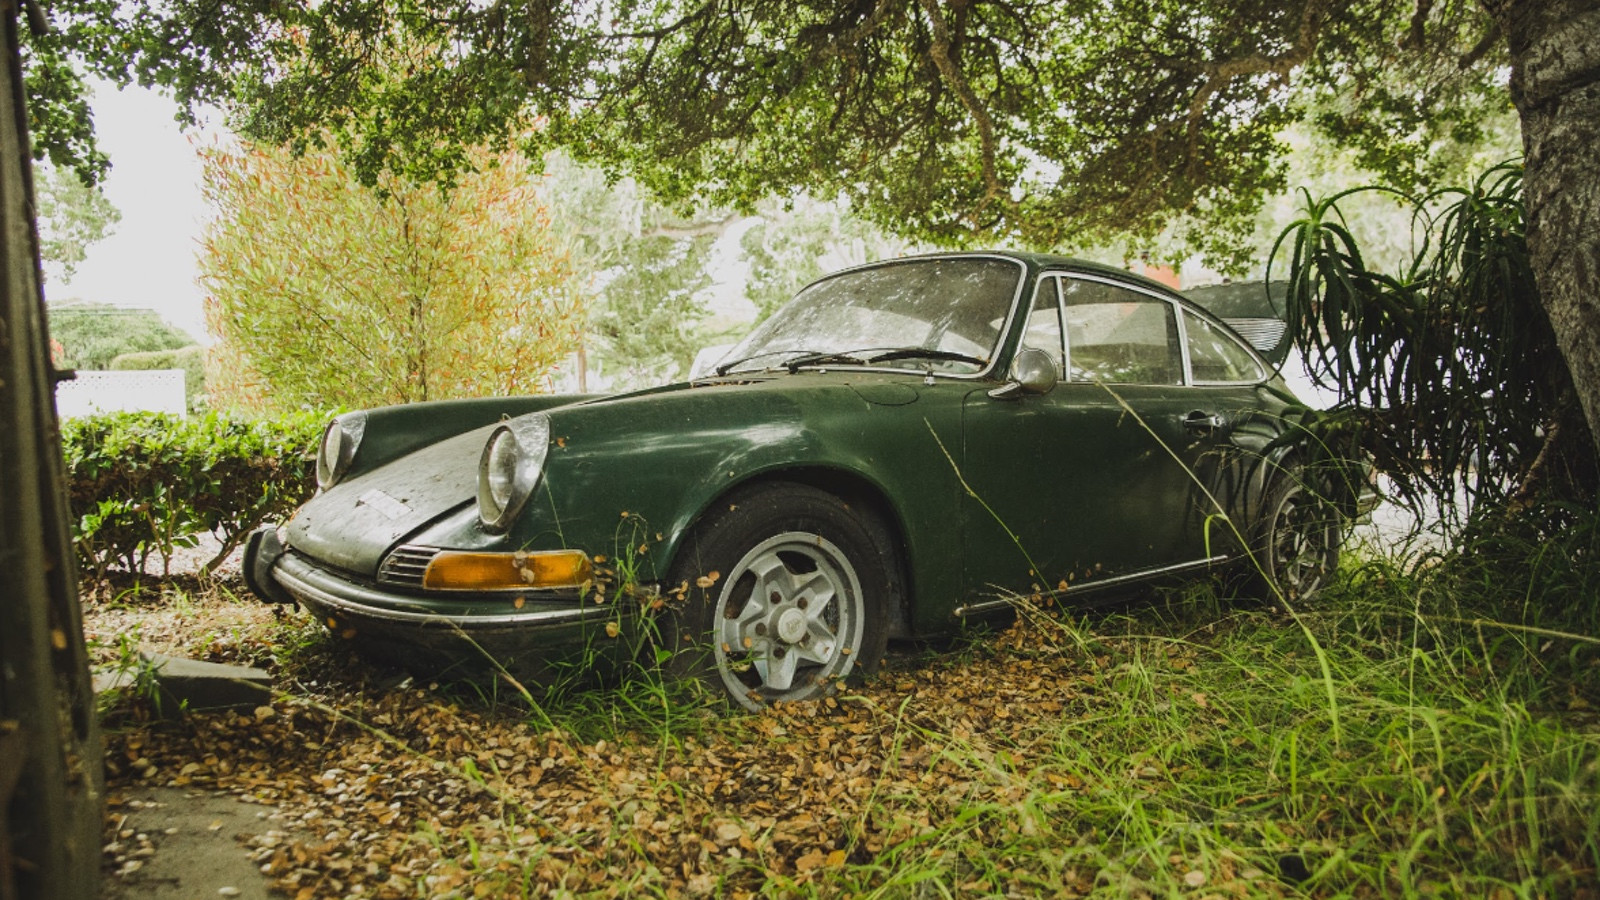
86,570 -> 1600,899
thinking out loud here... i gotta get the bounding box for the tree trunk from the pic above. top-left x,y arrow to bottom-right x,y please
1484,0 -> 1600,453
0,7 -> 104,900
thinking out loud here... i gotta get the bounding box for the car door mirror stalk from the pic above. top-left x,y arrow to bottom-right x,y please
988,347 -> 1058,400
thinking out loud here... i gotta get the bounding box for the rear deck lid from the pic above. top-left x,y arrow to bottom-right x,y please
1183,281 -> 1292,367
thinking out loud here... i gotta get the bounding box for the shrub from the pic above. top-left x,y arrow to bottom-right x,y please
62,410 -> 323,579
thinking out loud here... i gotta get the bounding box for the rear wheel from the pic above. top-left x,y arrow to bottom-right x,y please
664,483 -> 897,710
1250,471 -> 1341,602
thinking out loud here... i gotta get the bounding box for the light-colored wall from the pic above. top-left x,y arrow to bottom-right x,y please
55,369 -> 186,418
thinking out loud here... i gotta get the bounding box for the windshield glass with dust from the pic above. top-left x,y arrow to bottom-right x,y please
720,257 -> 1023,375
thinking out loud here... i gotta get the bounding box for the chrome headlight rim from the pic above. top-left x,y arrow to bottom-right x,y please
477,414 -> 551,533
315,412 -> 367,490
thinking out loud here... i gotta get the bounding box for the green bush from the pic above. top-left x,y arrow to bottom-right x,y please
62,410 -> 323,579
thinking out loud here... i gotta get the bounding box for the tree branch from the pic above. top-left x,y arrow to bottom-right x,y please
803,0 -> 903,64
1458,22 -> 1502,69
638,214 -> 737,240
1162,0 -> 1330,179
1402,0 -> 1434,50
916,0 -> 1007,219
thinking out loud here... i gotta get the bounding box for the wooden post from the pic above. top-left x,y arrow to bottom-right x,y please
0,3 -> 104,899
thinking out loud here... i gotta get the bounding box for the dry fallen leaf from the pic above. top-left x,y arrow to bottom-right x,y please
794,849 -> 826,873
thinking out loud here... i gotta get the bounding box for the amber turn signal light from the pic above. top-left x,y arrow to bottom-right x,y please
421,550 -> 592,591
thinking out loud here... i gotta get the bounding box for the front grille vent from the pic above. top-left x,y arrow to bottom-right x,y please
377,545 -> 440,587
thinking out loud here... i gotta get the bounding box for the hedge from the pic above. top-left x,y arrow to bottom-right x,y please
62,410 -> 324,579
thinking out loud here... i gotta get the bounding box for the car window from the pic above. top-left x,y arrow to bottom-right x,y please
1020,277 -> 1065,377
1182,308 -> 1266,383
1063,278 -> 1182,385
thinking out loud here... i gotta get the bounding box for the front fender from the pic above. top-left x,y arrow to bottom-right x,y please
342,394 -> 604,481
496,380 -> 969,630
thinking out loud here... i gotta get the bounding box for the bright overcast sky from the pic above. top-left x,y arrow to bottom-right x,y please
43,80 -> 218,342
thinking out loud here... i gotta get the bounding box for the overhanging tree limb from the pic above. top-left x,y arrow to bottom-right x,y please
916,0 -> 1009,219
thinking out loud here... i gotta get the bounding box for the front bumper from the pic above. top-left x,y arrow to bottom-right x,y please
243,526 -> 626,675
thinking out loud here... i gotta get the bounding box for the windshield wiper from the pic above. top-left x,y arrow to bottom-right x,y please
726,347 -> 990,376
864,348 -> 989,367
780,347 -> 990,373
714,349 -> 824,376
782,351 -> 870,373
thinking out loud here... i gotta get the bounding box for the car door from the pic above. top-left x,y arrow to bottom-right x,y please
959,272 -> 1243,605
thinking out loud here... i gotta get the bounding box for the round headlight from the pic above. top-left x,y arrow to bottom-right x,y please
484,432 -> 520,510
477,415 -> 550,532
315,413 -> 367,490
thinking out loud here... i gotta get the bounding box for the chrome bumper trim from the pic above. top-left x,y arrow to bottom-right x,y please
273,552 -> 607,629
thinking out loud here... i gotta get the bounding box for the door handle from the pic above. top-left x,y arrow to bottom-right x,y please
1183,410 -> 1225,433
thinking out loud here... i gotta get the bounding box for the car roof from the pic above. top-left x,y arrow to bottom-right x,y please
870,250 -> 1186,298
926,252 -> 1292,370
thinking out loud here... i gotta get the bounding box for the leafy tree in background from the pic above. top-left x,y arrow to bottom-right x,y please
199,142 -> 582,414
24,1 -> 1515,266
46,301 -> 192,370
541,152 -> 726,389
741,195 -> 917,324
585,238 -> 715,388
20,1 -> 1600,469
35,161 -> 119,282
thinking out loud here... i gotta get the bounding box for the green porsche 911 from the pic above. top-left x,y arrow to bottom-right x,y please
245,252 -> 1354,709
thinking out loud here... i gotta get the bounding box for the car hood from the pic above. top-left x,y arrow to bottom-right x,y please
283,370 -> 943,577
285,426 -> 497,577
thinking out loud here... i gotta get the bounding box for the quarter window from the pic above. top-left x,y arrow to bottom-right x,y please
1182,309 -> 1266,383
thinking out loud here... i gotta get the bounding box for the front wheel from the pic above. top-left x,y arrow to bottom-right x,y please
663,483 -> 897,710
1249,471 -> 1342,602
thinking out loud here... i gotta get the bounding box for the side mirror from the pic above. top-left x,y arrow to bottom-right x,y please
988,347 -> 1059,400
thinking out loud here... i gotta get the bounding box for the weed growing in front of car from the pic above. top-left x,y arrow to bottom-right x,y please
910,536 -> 1600,897
440,510 -> 721,747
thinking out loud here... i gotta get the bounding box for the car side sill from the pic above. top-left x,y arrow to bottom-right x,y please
951,555 -> 1230,618
274,552 -> 607,629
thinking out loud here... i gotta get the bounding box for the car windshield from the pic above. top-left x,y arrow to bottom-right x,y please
718,257 -> 1023,376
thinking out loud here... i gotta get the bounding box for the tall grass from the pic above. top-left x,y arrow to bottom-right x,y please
396,521 -> 1599,899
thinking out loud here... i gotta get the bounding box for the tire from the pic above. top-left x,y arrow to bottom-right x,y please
663,482 -> 897,711
1248,469 -> 1342,602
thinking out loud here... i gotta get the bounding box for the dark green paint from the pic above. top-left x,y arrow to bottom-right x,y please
280,254 -> 1311,645
340,394 -> 603,482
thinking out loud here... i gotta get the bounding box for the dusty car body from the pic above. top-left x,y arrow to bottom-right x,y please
246,252 -> 1349,709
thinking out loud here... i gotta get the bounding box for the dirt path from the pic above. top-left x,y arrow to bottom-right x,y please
104,787 -> 279,900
